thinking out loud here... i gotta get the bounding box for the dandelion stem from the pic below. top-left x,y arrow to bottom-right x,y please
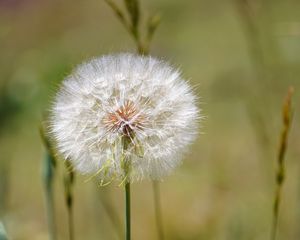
122,136 -> 131,240
153,181 -> 165,240
125,181 -> 131,240
270,87 -> 294,240
105,2 -> 162,239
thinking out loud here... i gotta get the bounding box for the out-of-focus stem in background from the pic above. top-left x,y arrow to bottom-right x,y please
0,84 -> 23,221
97,188 -> 123,239
234,0 -> 272,149
40,127 -> 57,240
270,87 -> 294,240
153,181 -> 165,240
104,0 -> 160,55
234,0 -> 265,80
0,164 -> 9,218
64,160 -> 75,240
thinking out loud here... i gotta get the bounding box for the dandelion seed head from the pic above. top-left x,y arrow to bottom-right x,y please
50,53 -> 200,182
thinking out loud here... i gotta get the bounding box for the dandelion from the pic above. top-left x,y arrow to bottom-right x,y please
50,53 -> 199,183
50,53 -> 199,240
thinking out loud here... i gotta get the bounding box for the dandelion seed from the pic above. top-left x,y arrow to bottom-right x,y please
50,53 -> 200,182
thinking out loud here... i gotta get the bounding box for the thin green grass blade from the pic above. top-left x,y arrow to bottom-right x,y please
43,151 -> 57,240
64,160 -> 75,240
153,181 -> 165,240
40,127 -> 57,240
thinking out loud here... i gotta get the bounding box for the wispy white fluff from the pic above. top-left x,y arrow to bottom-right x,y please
50,53 -> 200,182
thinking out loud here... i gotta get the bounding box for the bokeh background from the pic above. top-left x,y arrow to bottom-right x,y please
0,0 -> 299,239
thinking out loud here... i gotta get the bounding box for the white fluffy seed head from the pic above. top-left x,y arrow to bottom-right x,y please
50,53 -> 200,182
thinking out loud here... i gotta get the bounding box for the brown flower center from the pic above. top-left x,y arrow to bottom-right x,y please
103,100 -> 145,137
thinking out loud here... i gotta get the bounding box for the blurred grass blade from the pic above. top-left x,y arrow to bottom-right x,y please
104,0 -> 131,32
124,0 -> 140,35
0,164 -> 9,217
270,87 -> 294,240
0,222 -> 8,240
40,127 -> 57,240
141,13 -> 161,55
98,189 -> 123,240
234,0 -> 272,152
153,181 -> 165,240
64,160 -> 75,240
43,152 -> 57,240
146,14 -> 161,43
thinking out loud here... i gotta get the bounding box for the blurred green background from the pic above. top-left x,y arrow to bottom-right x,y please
0,0 -> 299,239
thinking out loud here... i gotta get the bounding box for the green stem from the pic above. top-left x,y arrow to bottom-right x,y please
67,204 -> 74,240
122,135 -> 131,240
43,152 -> 56,240
270,87 -> 294,240
153,181 -> 165,240
45,188 -> 56,240
125,181 -> 131,240
64,160 -> 75,240
271,185 -> 282,240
